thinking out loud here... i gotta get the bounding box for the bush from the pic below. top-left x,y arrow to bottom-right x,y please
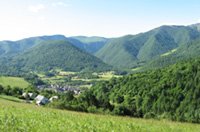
18,95 -> 25,99
87,106 -> 97,113
144,112 -> 156,119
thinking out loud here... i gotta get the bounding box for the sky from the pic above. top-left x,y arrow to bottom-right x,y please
0,0 -> 200,41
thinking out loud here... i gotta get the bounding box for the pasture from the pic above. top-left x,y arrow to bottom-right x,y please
0,95 -> 200,132
0,76 -> 30,88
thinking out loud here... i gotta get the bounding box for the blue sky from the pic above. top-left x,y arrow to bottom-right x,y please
0,0 -> 200,41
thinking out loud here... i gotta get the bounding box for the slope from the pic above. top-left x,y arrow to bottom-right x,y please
95,24 -> 200,68
84,56 -> 200,123
0,40 -> 112,72
142,38 -> 200,70
0,35 -> 67,56
0,35 -> 110,56
1,96 -> 199,132
68,36 -> 111,54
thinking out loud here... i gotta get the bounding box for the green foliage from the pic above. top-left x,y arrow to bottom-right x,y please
0,85 -> 22,97
40,90 -> 57,99
0,40 -> 112,72
84,56 -> 200,123
25,86 -> 39,95
24,74 -> 45,86
61,91 -> 74,103
142,38 -> 200,71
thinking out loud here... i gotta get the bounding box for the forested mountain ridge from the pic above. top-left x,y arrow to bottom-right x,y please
0,40 -> 112,72
77,56 -> 200,123
142,38 -> 200,70
0,35 -> 67,56
0,35 -> 110,57
95,24 -> 200,68
68,36 -> 111,54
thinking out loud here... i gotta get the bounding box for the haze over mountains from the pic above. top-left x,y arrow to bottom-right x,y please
1,23 -> 200,73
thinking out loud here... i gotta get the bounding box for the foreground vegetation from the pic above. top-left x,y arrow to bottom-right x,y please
0,95 -> 200,132
69,56 -> 200,123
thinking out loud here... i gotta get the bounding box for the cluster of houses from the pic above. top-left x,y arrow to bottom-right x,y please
22,93 -> 58,105
21,84 -> 88,106
37,84 -> 83,95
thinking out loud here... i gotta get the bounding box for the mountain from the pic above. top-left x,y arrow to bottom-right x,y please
189,23 -> 200,32
68,36 -> 111,54
142,37 -> 200,70
0,35 -> 67,56
0,35 -> 109,57
0,40 -> 112,72
95,24 -> 200,68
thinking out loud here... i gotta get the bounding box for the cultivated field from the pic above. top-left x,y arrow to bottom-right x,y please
0,76 -> 30,88
0,95 -> 200,132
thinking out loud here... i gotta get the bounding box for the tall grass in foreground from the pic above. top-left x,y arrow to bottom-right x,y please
0,96 -> 200,132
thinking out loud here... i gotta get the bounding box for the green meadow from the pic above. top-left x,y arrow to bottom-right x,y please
0,95 -> 200,132
0,76 -> 30,88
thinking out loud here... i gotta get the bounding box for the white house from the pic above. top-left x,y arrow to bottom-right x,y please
35,95 -> 49,105
49,96 -> 59,102
22,93 -> 36,99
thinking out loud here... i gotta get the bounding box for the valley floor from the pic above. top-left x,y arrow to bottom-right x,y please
0,95 -> 200,132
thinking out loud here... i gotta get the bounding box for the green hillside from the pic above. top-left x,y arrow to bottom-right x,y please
142,38 -> 200,70
73,56 -> 200,123
95,24 -> 200,68
0,35 -> 67,56
0,40 -> 112,72
0,35 -> 110,57
0,95 -> 200,132
69,36 -> 111,54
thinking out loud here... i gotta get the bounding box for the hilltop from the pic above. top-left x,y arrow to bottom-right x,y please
0,40 -> 112,72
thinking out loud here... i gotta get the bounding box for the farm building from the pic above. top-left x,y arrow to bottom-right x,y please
49,96 -> 59,102
35,95 -> 49,105
22,93 -> 36,99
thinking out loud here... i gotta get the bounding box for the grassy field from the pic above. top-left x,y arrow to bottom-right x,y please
0,95 -> 200,132
0,76 -> 30,88
161,48 -> 177,57
39,71 -> 122,86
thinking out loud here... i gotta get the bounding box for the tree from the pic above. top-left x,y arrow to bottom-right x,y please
0,85 -> 4,94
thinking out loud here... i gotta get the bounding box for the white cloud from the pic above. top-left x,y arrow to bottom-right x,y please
52,2 -> 70,7
198,19 -> 200,23
28,4 -> 44,13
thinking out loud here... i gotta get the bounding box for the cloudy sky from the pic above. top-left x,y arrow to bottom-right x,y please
0,0 -> 200,41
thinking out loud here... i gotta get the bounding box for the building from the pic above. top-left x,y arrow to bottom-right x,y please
49,96 -> 59,102
22,93 -> 36,99
35,95 -> 49,105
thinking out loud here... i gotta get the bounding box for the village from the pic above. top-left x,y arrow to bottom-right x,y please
21,84 -> 89,105
36,84 -> 88,95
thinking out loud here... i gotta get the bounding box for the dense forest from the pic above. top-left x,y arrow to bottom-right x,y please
142,38 -> 200,71
47,56 -> 200,123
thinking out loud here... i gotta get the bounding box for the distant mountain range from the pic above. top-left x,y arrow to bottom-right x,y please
0,40 -> 112,72
1,23 -> 200,73
0,35 -> 109,56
